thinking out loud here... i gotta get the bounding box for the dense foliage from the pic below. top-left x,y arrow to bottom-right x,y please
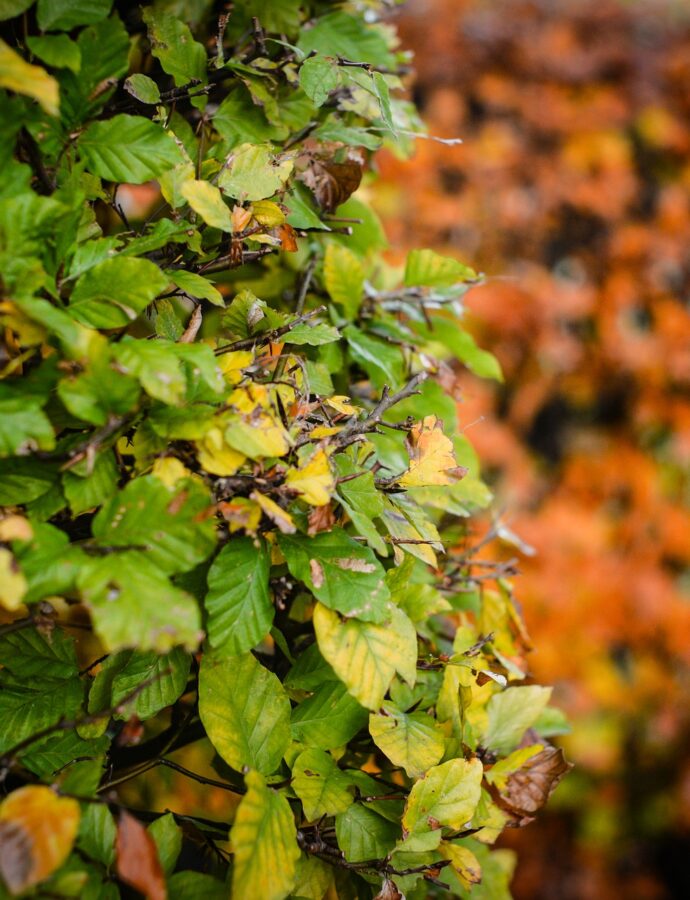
0,2 -> 568,898
380,0 -> 690,896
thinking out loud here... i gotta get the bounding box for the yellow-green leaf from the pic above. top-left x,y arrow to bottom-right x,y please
439,841 -> 483,889
181,179 -> 233,232
402,758 -> 483,851
369,702 -> 445,778
0,39 -> 59,116
313,603 -> 416,710
284,448 -> 335,506
231,770 -> 300,900
324,243 -> 364,319
0,547 -> 27,612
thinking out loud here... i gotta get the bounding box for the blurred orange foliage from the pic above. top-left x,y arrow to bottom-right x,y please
377,0 -> 690,896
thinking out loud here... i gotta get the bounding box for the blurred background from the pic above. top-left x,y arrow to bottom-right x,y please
373,0 -> 690,896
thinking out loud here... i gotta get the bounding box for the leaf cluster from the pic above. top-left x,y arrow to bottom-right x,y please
0,2 -> 568,898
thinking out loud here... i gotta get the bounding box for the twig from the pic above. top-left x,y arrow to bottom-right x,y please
334,371 -> 428,448
179,304 -> 203,343
214,306 -> 326,355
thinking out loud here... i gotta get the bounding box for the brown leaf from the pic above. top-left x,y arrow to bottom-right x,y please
299,152 -> 364,213
276,223 -> 298,252
374,879 -> 404,900
116,810 -> 167,900
501,746 -> 573,816
307,503 -> 336,535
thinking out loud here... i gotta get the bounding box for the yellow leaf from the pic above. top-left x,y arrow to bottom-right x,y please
217,349 -> 253,384
181,179 -> 233,231
398,415 -> 467,488
325,395 -> 359,415
0,547 -> 27,612
251,200 -> 286,226
0,516 -> 33,542
439,842 -> 483,889
0,40 -> 59,116
310,425 -> 340,439
218,497 -> 262,535
196,427 -> 246,475
251,491 -> 296,534
0,787 -> 80,894
151,457 -> 197,488
226,413 -> 291,459
285,448 -> 335,506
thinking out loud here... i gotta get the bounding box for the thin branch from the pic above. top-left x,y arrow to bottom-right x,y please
334,371 -> 428,448
214,306 -> 326,355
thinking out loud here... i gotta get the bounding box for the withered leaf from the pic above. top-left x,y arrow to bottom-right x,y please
374,879 -> 404,900
299,152 -> 364,213
501,746 -> 572,816
116,810 -> 167,900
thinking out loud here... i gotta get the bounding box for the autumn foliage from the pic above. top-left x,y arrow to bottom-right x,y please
378,0 -> 690,896
0,2 -> 570,899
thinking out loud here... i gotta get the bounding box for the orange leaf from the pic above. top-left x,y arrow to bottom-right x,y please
116,810 -> 167,900
0,786 -> 80,894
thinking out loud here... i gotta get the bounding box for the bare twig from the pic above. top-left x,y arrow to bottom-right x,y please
334,371 -> 428,448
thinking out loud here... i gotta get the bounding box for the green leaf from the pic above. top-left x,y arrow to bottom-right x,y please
292,749 -> 354,821
26,34 -> 81,73
402,758 -> 484,851
36,0 -> 112,31
57,353 -> 140,425
231,770 -> 300,900
180,180 -> 233,232
91,476 -> 216,575
79,114 -> 184,184
371,72 -> 395,133
113,336 -> 187,405
199,652 -> 291,775
124,73 -> 161,104
167,872 -> 227,900
77,803 -> 116,867
0,628 -> 82,754
369,703 -> 445,778
0,38 -> 58,116
62,450 -> 118,515
286,183 -> 327,230
323,243 -> 364,319
0,1 -> 33,22
12,523 -> 81,604
78,553 -> 203,652
278,529 -> 390,623
313,603 -> 417,710
0,399 -> 54,457
205,536 -> 274,655
68,256 -> 169,328
297,12 -> 394,68
483,686 -> 552,756
284,644 -> 337,692
88,647 -> 191,721
404,249 -> 478,288
218,143 -> 293,201
334,454 -> 386,554
344,325 -> 404,390
292,855 -> 333,900
335,805 -> 399,863
19,730 -> 108,779
165,269 -> 225,306
148,813 -> 182,876
213,88 -> 288,148
291,681 -> 368,749
142,8 -> 207,88
299,56 -> 339,107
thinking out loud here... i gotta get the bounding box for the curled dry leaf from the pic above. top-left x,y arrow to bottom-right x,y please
374,878 -> 405,900
116,810 -> 167,900
307,503 -> 337,535
299,151 -> 364,213
0,786 -> 80,895
500,746 -> 573,817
